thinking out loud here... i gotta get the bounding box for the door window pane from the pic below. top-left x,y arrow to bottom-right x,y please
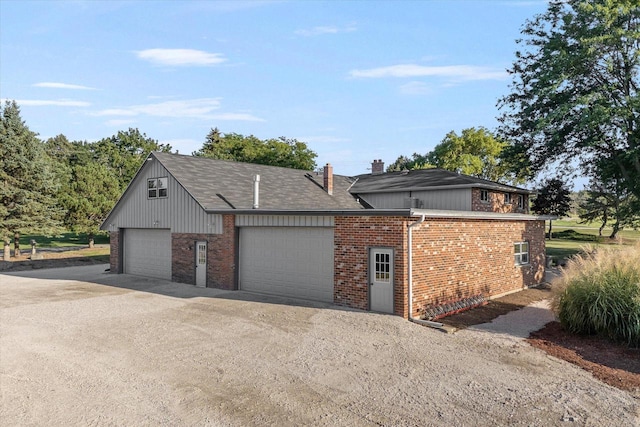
375,252 -> 391,282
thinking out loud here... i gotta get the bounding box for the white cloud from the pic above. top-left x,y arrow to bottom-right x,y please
2,98 -> 91,107
295,24 -> 356,37
349,64 -> 507,81
33,82 -> 96,90
91,98 -> 264,122
399,81 -> 432,95
136,49 -> 227,66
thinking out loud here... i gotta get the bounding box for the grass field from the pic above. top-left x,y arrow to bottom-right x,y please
545,217 -> 639,262
16,232 -> 110,248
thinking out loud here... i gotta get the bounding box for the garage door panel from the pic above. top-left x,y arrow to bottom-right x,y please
123,229 -> 171,280
239,227 -> 334,303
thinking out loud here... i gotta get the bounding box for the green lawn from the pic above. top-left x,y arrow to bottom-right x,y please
15,232 -> 110,248
544,217 -> 638,262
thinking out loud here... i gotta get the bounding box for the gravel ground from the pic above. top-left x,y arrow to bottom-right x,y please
1,265 -> 638,426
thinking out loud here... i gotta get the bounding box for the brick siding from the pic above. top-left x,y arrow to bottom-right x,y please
409,218 -> 545,318
109,230 -> 120,273
334,215 -> 545,319
471,188 -> 529,214
334,216 -> 409,317
171,214 -> 236,289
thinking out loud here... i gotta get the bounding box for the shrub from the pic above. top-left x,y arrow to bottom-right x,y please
552,243 -> 640,347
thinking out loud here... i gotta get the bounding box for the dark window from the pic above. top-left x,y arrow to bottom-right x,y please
480,189 -> 489,202
148,177 -> 168,199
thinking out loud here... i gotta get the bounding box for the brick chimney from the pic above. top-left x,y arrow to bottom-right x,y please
372,159 -> 384,175
323,163 -> 333,195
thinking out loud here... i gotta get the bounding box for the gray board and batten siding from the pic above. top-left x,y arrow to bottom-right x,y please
103,158 -> 223,234
357,188 -> 472,211
235,215 -> 335,227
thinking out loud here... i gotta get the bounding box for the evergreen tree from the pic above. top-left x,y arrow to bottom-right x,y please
0,100 -> 62,259
61,163 -> 120,248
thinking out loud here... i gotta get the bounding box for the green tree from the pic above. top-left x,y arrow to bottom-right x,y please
61,163 -> 120,247
93,128 -> 172,192
531,178 -> 572,239
426,127 -> 525,183
580,173 -> 639,239
386,154 -> 432,172
498,0 -> 640,201
193,129 -> 317,170
0,101 -> 62,259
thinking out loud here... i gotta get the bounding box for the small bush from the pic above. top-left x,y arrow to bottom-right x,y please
552,243 -> 640,347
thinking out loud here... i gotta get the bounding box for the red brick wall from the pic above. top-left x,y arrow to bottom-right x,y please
334,216 -> 409,317
471,188 -> 529,214
334,215 -> 545,319
109,230 -> 120,273
409,218 -> 545,318
171,214 -> 236,289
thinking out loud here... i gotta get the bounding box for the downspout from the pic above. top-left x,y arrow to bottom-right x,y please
407,213 -> 446,329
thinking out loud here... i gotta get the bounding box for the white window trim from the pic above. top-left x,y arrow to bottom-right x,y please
480,189 -> 489,203
504,193 -> 512,204
514,241 -> 530,266
517,194 -> 524,209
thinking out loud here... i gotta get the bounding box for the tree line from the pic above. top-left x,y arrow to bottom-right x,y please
0,101 -> 317,260
2,1 -> 638,255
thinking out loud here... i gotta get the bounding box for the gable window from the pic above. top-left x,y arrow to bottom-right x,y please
514,242 -> 529,265
518,194 -> 525,209
480,189 -> 489,202
148,177 -> 168,199
504,193 -> 512,204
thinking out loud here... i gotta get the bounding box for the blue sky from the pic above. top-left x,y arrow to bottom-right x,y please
1,0 -> 551,179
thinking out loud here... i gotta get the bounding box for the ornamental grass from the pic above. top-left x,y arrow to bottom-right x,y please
551,242 -> 640,348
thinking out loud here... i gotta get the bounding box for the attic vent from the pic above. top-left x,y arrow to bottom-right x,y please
404,197 -> 423,209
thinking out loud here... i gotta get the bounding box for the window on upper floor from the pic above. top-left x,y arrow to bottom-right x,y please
514,241 -> 530,266
518,194 -> 525,209
480,189 -> 489,202
504,193 -> 512,204
148,177 -> 168,199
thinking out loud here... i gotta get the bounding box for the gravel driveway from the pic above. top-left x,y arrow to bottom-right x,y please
1,265 -> 638,426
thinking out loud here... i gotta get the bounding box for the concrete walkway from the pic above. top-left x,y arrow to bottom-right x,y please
468,298 -> 557,339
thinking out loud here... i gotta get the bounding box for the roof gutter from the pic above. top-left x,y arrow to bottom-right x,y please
407,213 -> 446,330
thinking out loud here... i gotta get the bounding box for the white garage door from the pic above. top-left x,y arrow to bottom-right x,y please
123,229 -> 171,280
239,227 -> 334,303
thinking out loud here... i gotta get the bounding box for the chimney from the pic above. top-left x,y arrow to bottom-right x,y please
253,175 -> 260,209
323,163 -> 333,195
372,159 -> 384,175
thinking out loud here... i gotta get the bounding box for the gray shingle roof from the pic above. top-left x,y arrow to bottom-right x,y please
152,152 -> 364,211
349,168 -> 533,194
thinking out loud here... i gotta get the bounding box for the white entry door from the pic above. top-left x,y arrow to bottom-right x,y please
195,241 -> 207,287
370,248 -> 394,313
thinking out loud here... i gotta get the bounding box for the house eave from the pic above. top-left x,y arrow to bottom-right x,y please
352,183 -> 535,195
410,209 -> 554,221
204,208 -> 414,217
